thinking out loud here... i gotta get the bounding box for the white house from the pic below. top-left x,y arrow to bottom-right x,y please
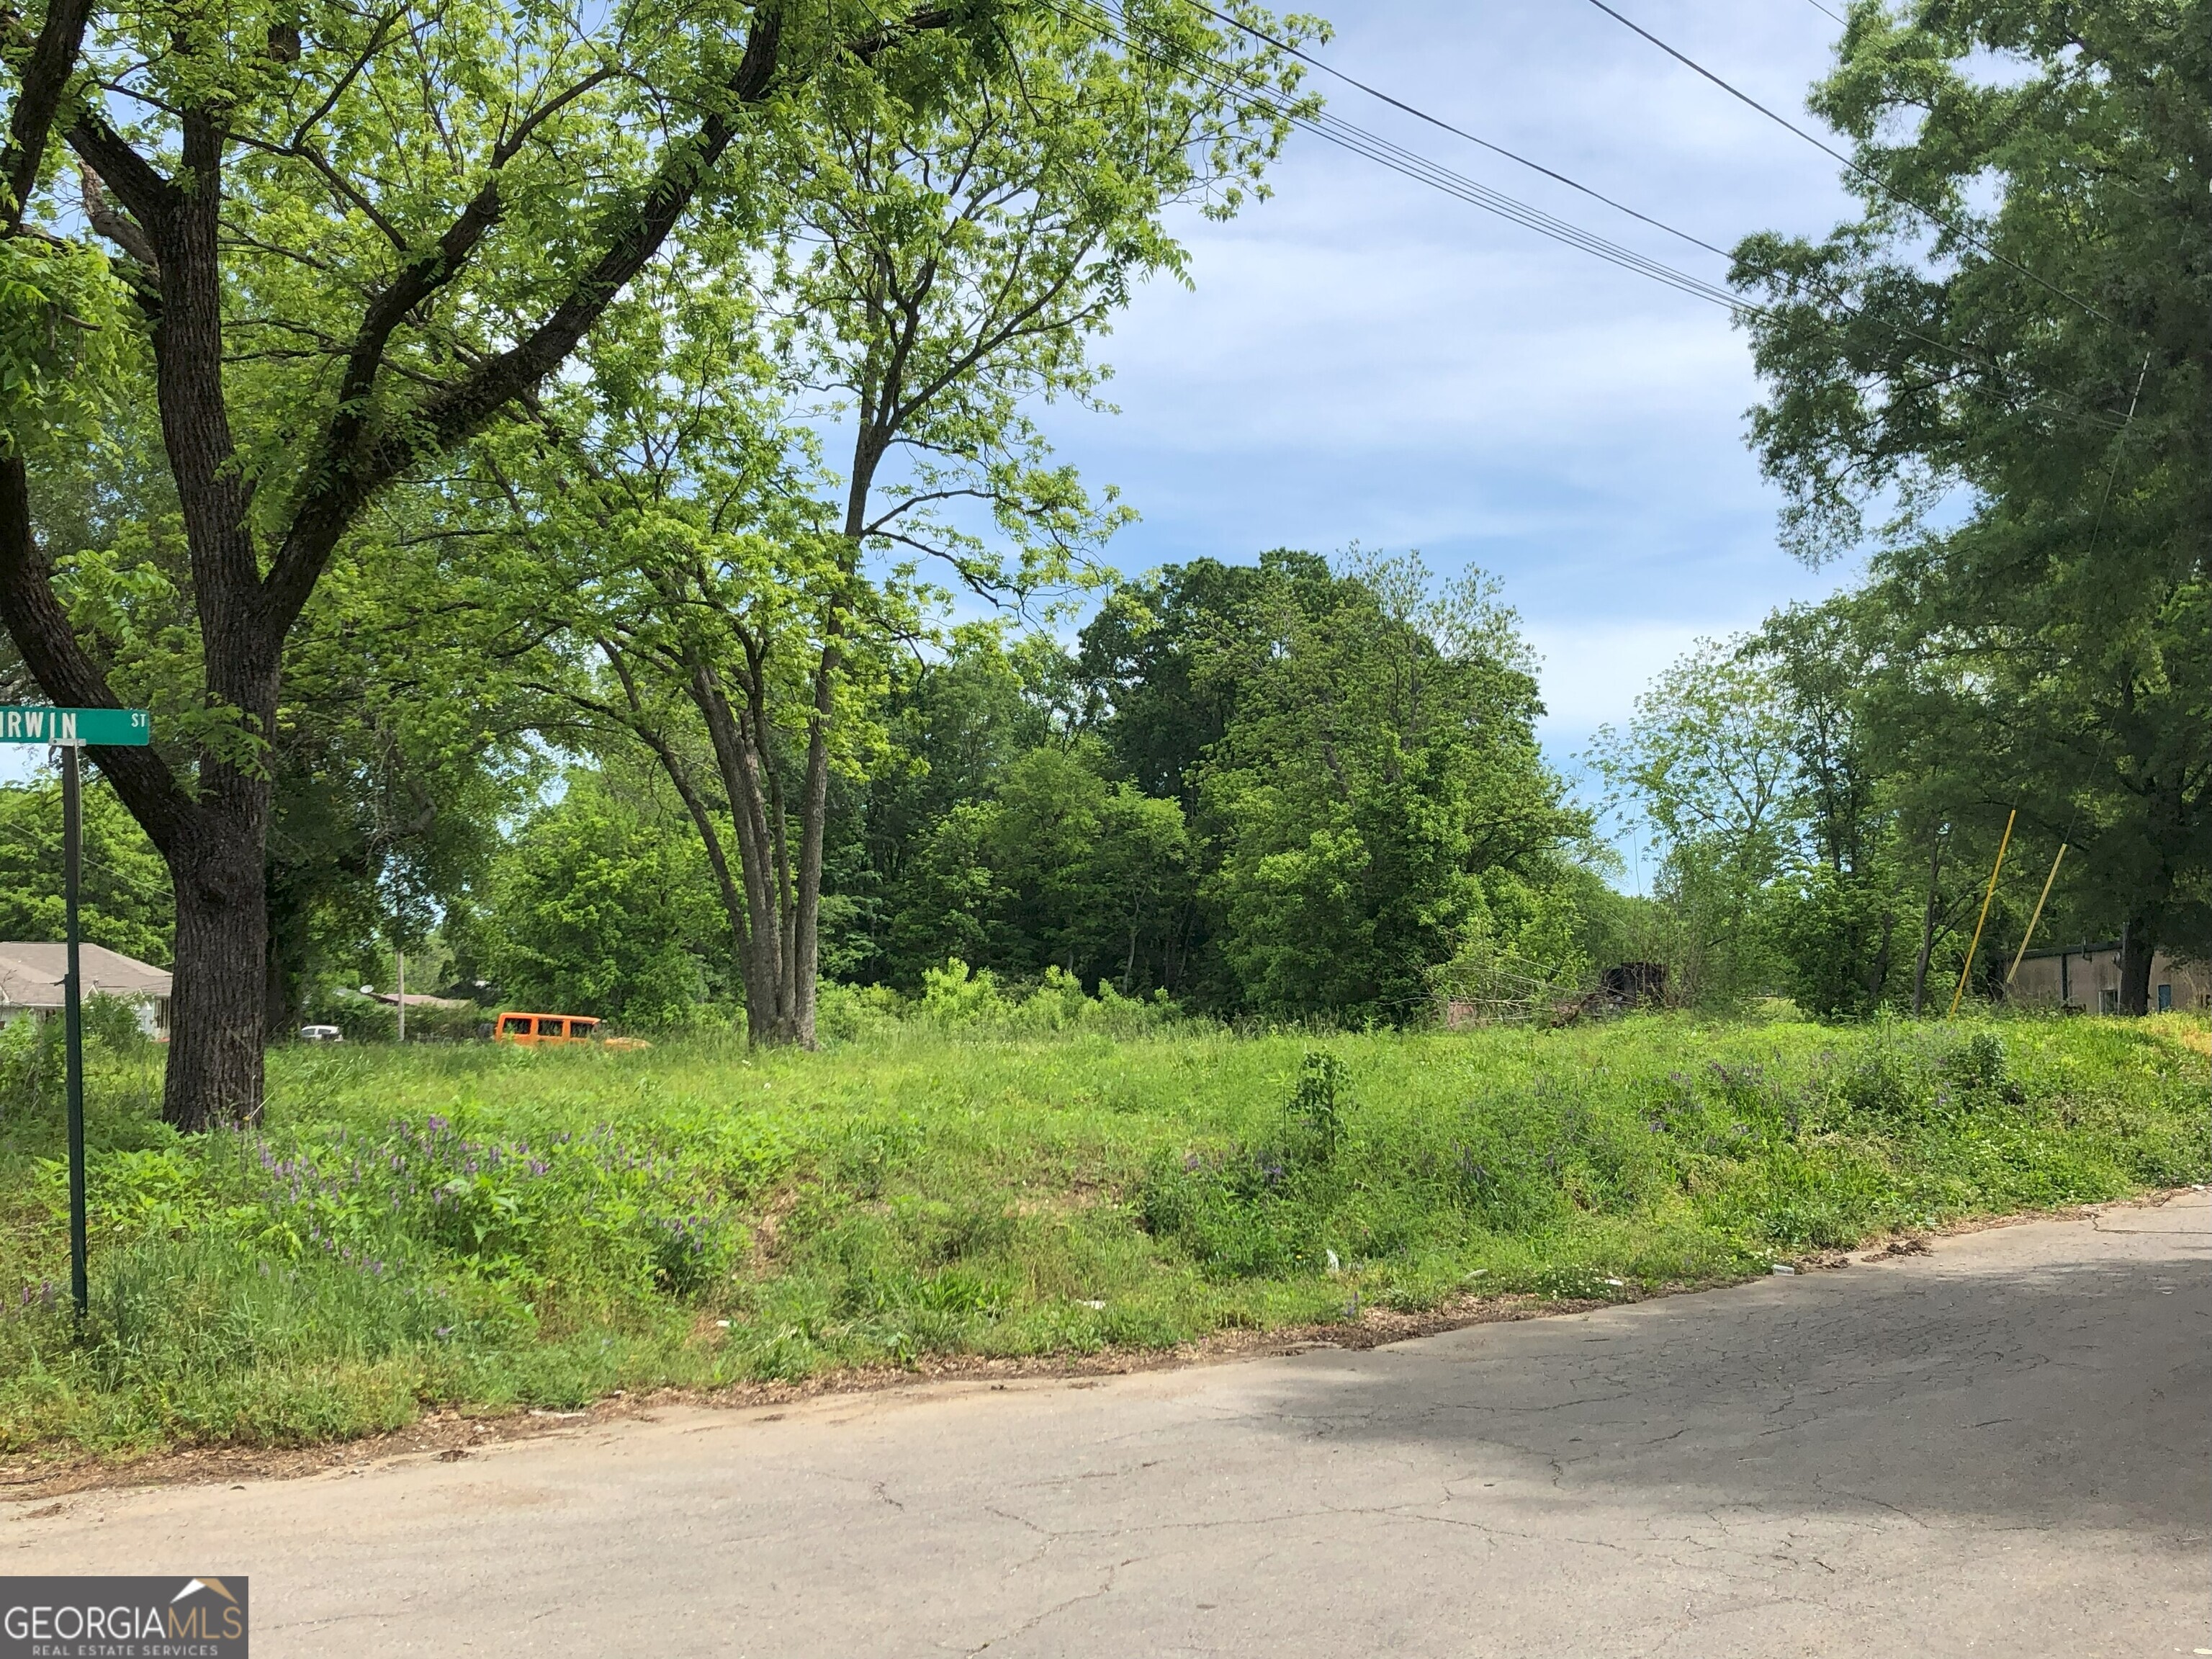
0,943 -> 173,1036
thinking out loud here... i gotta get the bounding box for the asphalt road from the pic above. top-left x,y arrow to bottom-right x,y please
8,1195 -> 2208,1658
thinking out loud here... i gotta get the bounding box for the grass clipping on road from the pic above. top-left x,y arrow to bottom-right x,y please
0,1012 -> 2205,1459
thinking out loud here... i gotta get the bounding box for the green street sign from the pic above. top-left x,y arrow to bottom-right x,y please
0,706 -> 152,745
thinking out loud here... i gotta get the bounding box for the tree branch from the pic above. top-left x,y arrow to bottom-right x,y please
78,163 -> 159,271
62,108 -> 182,231
0,458 -> 198,852
1,0 -> 94,233
259,9 -> 793,631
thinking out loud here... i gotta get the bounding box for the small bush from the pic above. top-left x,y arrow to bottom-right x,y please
816,961 -> 1181,1041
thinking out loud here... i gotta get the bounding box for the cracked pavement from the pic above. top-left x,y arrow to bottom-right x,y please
7,1194 -> 2206,1656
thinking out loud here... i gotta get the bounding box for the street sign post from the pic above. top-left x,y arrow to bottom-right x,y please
1,706 -> 153,1321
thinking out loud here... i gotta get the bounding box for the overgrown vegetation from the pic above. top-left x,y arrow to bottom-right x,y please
1,1012 -> 2201,1460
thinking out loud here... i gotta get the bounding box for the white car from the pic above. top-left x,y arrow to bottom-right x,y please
299,1024 -> 344,1043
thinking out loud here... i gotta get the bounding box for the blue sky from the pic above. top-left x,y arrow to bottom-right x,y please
1043,0 -> 1870,785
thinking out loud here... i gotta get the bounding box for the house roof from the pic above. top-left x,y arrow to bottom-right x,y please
2015,942 -> 2118,961
367,991 -> 473,1010
0,943 -> 172,1007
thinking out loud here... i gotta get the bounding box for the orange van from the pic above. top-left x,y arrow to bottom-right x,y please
491,1012 -> 647,1049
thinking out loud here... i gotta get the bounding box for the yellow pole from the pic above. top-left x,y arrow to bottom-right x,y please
2005,842 -> 2069,986
1949,809 -> 2017,1018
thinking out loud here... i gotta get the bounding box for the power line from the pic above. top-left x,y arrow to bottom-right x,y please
1578,0 -> 2116,326
1049,0 -> 1752,314
1048,0 -> 2127,435
1169,0 -> 1732,263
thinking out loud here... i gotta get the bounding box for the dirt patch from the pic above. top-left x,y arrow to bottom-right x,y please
1,1188 -> 2194,1505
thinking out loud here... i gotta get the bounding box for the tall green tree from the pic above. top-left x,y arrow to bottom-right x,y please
1077,552 -> 1339,807
0,0 -> 984,1125
1755,601 -> 1907,1017
1734,0 -> 2212,1014
484,767 -> 727,1030
1588,639 -> 1798,1005
1202,553 -> 1578,1022
516,1 -> 1310,1044
836,623 -> 1066,982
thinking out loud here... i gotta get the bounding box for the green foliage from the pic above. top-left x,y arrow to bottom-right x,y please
0,779 -> 173,965
261,530 -> 547,1027
482,771 -> 729,1030
1429,866 -> 1619,1018
1202,552 -> 1583,1022
1588,639 -> 1799,1006
1077,554 -> 1310,805
0,1016 -> 63,1115
1776,865 -> 1902,1020
828,547 -> 1593,1029
1587,616 -> 2010,1019
845,623 -> 1065,978
1,1012 -> 2200,1457
1734,1 -> 2212,992
0,237 -> 127,457
0,997 -> 153,1117
889,745 -> 1195,993
819,960 -> 1180,1041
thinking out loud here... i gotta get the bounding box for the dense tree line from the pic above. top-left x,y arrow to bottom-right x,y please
475,547 -> 1606,1027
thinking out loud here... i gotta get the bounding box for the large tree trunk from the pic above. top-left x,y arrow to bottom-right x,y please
2118,917 -> 2156,1017
679,655 -> 807,1045
164,799 -> 271,1127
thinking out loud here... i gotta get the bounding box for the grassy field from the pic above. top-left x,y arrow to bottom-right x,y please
0,1010 -> 2204,1460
